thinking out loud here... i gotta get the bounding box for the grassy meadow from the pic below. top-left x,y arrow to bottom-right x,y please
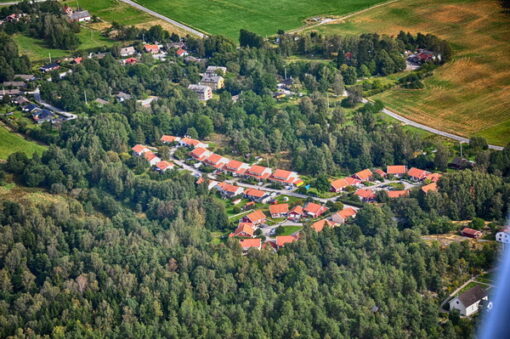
305,0 -> 510,146
134,0 -> 385,39
0,124 -> 46,160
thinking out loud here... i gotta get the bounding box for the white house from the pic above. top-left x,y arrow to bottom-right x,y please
449,285 -> 488,317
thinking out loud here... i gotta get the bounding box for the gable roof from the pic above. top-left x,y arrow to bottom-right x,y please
354,169 -> 373,181
248,165 -> 270,176
190,147 -> 209,160
421,183 -> 438,193
272,169 -> 294,180
181,137 -> 203,147
458,285 -> 487,307
239,238 -> 261,249
161,135 -> 179,143
289,205 -> 304,215
331,178 -> 350,191
407,167 -> 429,180
245,188 -> 266,198
276,235 -> 297,247
311,219 -> 336,232
233,223 -> 254,237
176,48 -> 188,56
336,207 -> 357,219
355,189 -> 376,200
155,161 -> 173,171
132,144 -> 148,153
144,44 -> 160,52
304,202 -> 327,215
374,169 -> 386,177
386,190 -> 409,198
462,227 -> 482,237
245,210 -> 266,223
205,153 -> 223,164
225,160 -> 245,171
426,173 -> 442,182
387,165 -> 407,175
269,203 -> 289,215
217,182 -> 243,194
143,151 -> 158,161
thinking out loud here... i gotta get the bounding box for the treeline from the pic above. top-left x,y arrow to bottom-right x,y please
0,0 -> 80,50
0,33 -> 31,81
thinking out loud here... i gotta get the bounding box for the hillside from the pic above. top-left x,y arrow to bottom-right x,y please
304,0 -> 510,146
133,0 -> 386,39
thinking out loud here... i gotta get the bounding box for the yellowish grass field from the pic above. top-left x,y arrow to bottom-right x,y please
306,0 -> 510,146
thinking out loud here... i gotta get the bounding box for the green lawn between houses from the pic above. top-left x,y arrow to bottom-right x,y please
134,0 -> 386,40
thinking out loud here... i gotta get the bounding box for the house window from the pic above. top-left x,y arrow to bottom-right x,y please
456,301 -> 459,304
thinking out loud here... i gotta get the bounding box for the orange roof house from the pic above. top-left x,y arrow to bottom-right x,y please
243,210 -> 267,225
461,227 -> 482,239
205,153 -> 229,168
224,160 -> 250,175
303,202 -> 328,218
421,182 -> 438,193
311,219 -> 337,232
426,173 -> 442,183
230,223 -> 254,238
353,169 -> 373,181
144,44 -> 160,53
276,235 -> 298,248
246,165 -> 272,180
132,144 -> 149,156
330,178 -> 350,192
387,165 -> 408,176
386,190 -> 409,198
180,137 -> 208,148
374,169 -> 387,178
190,147 -> 211,161
244,188 -> 267,201
288,206 -> 304,221
331,207 -> 357,224
239,238 -> 261,251
160,135 -> 180,143
155,161 -> 174,172
269,203 -> 289,218
355,189 -> 376,202
270,169 -> 299,185
407,167 -> 429,181
216,182 -> 244,197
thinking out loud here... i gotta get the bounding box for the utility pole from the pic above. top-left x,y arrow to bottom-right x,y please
49,52 -> 52,64
460,141 -> 463,158
84,90 -> 88,105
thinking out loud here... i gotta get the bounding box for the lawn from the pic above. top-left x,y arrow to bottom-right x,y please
62,0 -> 190,36
14,27 -> 114,62
0,124 -> 46,160
305,0 -> 510,146
134,0 -> 386,40
277,226 -> 303,236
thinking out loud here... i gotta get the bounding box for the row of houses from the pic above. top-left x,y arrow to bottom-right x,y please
131,144 -> 175,172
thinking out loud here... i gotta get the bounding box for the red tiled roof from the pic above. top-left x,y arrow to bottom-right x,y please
336,207 -> 357,219
272,169 -> 293,180
190,147 -> 208,159
239,238 -> 261,249
331,178 -> 349,191
161,135 -> 178,143
461,227 -> 482,237
132,144 -> 147,153
426,173 -> 442,182
386,190 -> 409,198
206,153 -> 223,164
248,165 -> 270,176
354,169 -> 373,181
233,223 -> 254,237
374,169 -> 386,177
355,189 -> 376,200
421,183 -> 438,193
143,151 -> 158,161
387,165 -> 407,175
196,177 -> 205,185
245,188 -> 266,198
225,160 -> 244,171
289,205 -> 304,215
269,203 -> 289,215
144,44 -> 159,52
181,137 -> 201,147
218,182 -> 242,194
345,177 -> 361,186
276,235 -> 297,247
407,167 -> 429,180
304,202 -> 328,216
155,161 -> 173,170
311,219 -> 336,232
176,48 -> 187,56
245,210 -> 266,224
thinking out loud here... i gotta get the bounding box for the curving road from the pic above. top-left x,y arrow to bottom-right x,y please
362,99 -> 504,151
119,0 -> 206,38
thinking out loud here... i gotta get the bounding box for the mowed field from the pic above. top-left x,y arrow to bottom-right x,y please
306,0 -> 510,146
0,124 -> 46,160
134,0 -> 385,39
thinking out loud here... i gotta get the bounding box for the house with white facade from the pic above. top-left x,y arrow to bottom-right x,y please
449,285 -> 488,317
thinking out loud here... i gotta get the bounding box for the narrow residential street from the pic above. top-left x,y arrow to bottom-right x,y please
31,88 -> 77,120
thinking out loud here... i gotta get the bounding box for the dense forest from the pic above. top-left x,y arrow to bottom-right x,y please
0,4 -> 508,337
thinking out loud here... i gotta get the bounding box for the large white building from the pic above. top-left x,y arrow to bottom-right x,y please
449,285 -> 488,317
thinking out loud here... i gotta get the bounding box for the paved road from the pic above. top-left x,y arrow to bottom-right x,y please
31,88 -> 77,120
362,99 -> 504,151
119,0 -> 206,38
0,0 -> 47,5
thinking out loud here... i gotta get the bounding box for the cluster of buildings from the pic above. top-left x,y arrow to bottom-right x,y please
330,165 -> 442,202
131,144 -> 175,172
188,66 -> 227,101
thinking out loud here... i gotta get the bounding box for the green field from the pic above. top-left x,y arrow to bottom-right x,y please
305,0 -> 510,146
0,124 -> 46,160
134,0 -> 385,39
14,27 -> 114,62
